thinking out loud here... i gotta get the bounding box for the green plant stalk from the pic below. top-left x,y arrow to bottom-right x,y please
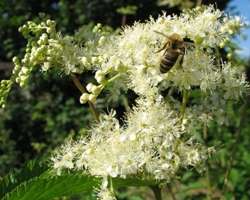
167,184 -> 177,200
122,15 -> 127,26
203,117 -> 212,200
180,89 -> 189,121
107,73 -> 122,84
221,102 -> 246,196
196,0 -> 203,6
151,185 -> 162,200
206,165 -> 212,200
71,74 -> 100,121
203,121 -> 208,142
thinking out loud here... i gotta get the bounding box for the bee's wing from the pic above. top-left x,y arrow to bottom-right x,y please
184,41 -> 194,49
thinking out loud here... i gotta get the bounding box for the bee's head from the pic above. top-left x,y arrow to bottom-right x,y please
168,34 -> 184,49
168,33 -> 183,42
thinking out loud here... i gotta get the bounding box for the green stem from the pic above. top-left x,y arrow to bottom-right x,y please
121,15 -> 127,26
122,96 -> 130,111
203,121 -> 208,141
109,176 -> 115,194
151,186 -> 162,200
206,166 -> 212,200
107,73 -> 122,84
221,103 -> 246,196
202,114 -> 212,200
167,184 -> 177,200
71,74 -> 100,122
180,89 -> 189,121
196,0 -> 202,6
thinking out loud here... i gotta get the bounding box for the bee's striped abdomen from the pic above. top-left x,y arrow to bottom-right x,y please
160,50 -> 181,73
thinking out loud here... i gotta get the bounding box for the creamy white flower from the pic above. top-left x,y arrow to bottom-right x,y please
49,6 -> 248,195
90,6 -> 247,100
52,97 -> 207,180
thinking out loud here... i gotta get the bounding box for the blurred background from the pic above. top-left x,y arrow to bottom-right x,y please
0,0 -> 250,199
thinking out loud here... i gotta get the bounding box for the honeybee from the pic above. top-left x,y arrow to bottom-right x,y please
155,31 -> 193,73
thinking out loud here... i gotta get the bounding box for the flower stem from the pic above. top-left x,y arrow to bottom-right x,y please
167,184 -> 177,200
202,115 -> 212,200
121,15 -> 127,26
196,0 -> 202,6
151,185 -> 162,200
180,89 -> 189,121
107,73 -> 121,84
221,102 -> 246,196
71,74 -> 100,122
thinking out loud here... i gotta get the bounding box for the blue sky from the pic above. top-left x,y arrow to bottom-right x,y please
227,0 -> 250,57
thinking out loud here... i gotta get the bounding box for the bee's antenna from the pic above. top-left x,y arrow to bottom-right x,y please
153,30 -> 168,38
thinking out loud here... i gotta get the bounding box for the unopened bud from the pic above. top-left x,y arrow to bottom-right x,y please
86,83 -> 95,93
80,57 -> 88,66
92,85 -> 103,95
80,93 -> 89,104
98,36 -> 105,45
88,94 -> 97,103
95,70 -> 105,83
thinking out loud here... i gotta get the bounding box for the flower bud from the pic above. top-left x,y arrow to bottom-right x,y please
46,27 -> 53,34
21,67 -> 29,74
91,57 -> 98,64
219,41 -> 225,48
194,36 -> 204,45
80,57 -> 88,66
80,93 -> 89,104
98,36 -> 106,45
227,52 -> 232,59
86,83 -> 95,93
12,57 -> 19,64
228,29 -> 234,35
88,94 -> 97,103
95,70 -> 105,84
92,85 -> 103,95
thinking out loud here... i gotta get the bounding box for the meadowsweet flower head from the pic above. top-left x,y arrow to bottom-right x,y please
52,96 -> 208,181
51,6 -> 248,186
85,5 -> 247,102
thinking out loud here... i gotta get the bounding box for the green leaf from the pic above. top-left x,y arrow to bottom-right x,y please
2,174 -> 100,200
1,168 -> 157,200
1,157 -> 157,200
113,177 -> 156,188
0,160 -> 48,198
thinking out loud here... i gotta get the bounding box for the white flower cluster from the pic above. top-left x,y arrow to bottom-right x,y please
50,5 -> 248,200
18,20 -> 95,75
52,96 -> 206,180
9,21 -> 112,89
79,6 -> 247,104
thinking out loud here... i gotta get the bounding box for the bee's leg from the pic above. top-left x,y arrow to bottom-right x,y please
173,55 -> 183,69
155,42 -> 170,53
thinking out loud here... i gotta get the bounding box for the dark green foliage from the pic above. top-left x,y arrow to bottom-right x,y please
0,70 -> 92,176
0,0 -> 229,60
